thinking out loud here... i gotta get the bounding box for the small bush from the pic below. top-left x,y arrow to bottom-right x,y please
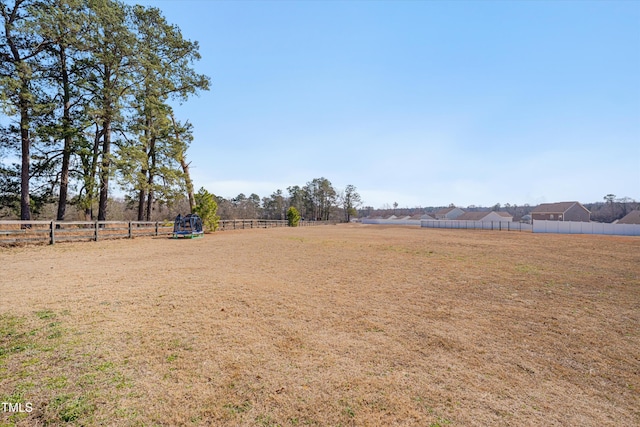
194,187 -> 220,232
287,207 -> 301,227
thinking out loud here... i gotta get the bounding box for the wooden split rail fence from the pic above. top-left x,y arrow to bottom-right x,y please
0,219 -> 330,245
217,219 -> 322,231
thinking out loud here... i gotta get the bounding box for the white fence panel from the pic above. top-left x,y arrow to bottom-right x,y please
532,220 -> 640,236
420,220 -> 532,232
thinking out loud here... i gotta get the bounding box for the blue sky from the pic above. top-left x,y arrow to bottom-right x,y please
127,0 -> 639,208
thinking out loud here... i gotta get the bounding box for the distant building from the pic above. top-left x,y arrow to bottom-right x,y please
456,211 -> 513,222
434,207 -> 465,220
531,202 -> 590,222
616,210 -> 640,225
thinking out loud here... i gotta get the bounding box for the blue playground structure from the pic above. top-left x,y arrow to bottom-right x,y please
173,214 -> 204,238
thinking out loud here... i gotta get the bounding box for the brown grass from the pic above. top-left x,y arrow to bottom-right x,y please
0,224 -> 638,426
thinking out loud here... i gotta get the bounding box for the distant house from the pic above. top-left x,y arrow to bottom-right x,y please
456,211 -> 513,222
531,202 -> 590,222
617,210 -> 640,224
434,207 -> 465,220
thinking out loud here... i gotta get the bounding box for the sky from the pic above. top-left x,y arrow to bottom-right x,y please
125,0 -> 639,209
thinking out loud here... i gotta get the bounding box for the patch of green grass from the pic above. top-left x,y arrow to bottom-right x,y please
7,411 -> 30,424
51,394 -> 95,422
256,414 -> 280,427
224,400 -> 252,414
35,310 -> 56,320
514,263 -> 542,276
114,406 -> 139,419
46,375 -> 68,389
96,361 -> 115,372
1,313 -> 140,425
0,314 -> 24,337
78,373 -> 96,387
47,329 -> 63,339
111,370 -> 132,389
166,353 -> 178,363
429,417 -> 452,427
0,389 -> 25,404
343,405 -> 355,418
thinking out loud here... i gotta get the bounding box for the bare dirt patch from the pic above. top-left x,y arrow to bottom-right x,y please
1,224 -> 638,426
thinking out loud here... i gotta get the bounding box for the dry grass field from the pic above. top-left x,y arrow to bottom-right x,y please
0,224 -> 638,426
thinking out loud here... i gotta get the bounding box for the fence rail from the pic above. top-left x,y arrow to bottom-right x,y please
420,220 -> 532,232
0,220 -> 173,245
0,219 -> 332,245
361,219 -> 422,226
217,219 -> 324,231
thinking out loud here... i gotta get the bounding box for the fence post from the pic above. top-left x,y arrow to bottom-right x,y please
94,221 -> 99,241
155,222 -> 159,236
50,220 -> 55,245
128,221 -> 132,239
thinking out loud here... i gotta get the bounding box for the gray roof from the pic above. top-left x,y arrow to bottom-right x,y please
617,210 -> 640,224
435,207 -> 458,215
456,212 -> 490,221
531,202 -> 588,214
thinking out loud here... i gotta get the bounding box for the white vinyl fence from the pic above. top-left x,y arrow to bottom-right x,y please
361,218 -> 421,226
532,220 -> 640,236
420,220 -> 532,231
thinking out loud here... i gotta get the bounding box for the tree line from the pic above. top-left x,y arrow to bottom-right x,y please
214,178 -> 362,223
1,0 -> 208,222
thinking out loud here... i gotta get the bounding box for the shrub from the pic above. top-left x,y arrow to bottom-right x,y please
287,206 -> 300,227
194,188 -> 220,232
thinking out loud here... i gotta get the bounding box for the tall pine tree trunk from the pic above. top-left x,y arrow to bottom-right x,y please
98,118 -> 111,221
181,158 -> 195,213
19,104 -> 31,221
57,46 -> 71,220
137,188 -> 146,221
170,114 -> 195,213
145,137 -> 156,221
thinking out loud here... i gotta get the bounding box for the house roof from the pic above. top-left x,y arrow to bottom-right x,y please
617,210 -> 640,224
454,211 -> 513,221
435,207 -> 461,215
436,207 -> 454,214
456,212 -> 490,221
531,202 -> 589,214
495,211 -> 513,218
